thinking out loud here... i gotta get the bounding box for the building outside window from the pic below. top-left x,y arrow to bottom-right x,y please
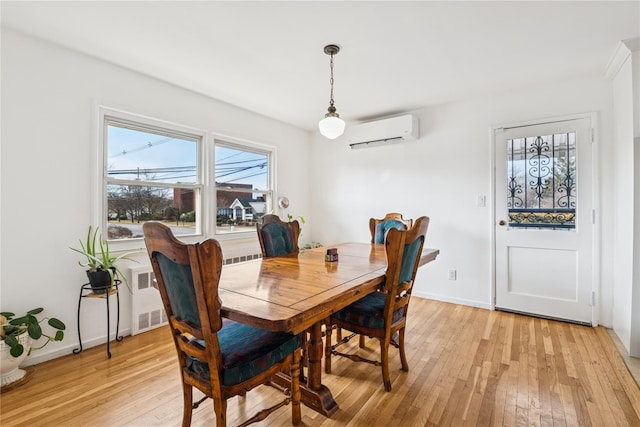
215,141 -> 272,234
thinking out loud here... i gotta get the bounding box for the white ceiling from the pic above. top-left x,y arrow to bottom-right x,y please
2,1 -> 639,132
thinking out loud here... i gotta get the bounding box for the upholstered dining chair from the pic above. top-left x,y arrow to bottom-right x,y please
325,216 -> 430,392
369,212 -> 414,244
143,222 -> 302,427
256,214 -> 300,257
256,214 -> 309,377
343,212 -> 412,347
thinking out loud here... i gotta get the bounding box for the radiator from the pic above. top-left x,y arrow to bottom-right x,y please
129,265 -> 167,335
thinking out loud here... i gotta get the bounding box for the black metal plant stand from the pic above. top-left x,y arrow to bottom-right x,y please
73,280 -> 123,358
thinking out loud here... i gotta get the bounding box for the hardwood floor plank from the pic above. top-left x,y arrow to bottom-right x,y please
558,383 -> 580,427
595,327 -> 640,424
579,325 -> 640,426
515,318 -> 531,427
572,324 -> 618,426
533,319 -> 553,427
2,298 -> 640,426
480,316 -> 511,426
440,309 -> 487,424
426,306 -> 481,425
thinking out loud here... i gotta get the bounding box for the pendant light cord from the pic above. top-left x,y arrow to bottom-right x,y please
329,53 -> 335,108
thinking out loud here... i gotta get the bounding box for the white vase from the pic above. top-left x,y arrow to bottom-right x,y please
0,332 -> 32,387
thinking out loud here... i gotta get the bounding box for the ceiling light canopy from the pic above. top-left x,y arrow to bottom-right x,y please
318,44 -> 345,140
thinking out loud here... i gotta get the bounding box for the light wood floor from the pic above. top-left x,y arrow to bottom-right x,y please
2,298 -> 640,426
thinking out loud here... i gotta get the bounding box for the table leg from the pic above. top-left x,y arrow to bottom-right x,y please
307,322 -> 323,389
274,322 -> 338,417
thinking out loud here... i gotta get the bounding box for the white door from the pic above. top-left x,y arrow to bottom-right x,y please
494,116 -> 595,325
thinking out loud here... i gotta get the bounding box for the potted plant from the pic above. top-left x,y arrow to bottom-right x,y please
0,308 -> 65,387
70,226 -> 139,293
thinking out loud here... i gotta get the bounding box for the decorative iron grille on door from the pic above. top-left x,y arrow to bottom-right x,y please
507,132 -> 576,229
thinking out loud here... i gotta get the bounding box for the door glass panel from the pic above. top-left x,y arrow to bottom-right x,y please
507,132 -> 576,230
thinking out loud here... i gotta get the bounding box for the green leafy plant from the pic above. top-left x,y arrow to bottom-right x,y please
270,210 -> 306,233
286,213 -> 306,226
283,216 -> 323,251
69,226 -> 140,291
0,308 -> 66,357
268,211 -> 316,247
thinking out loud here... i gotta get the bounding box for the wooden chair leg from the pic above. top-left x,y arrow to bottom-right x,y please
359,334 -> 366,348
213,394 -> 227,427
182,383 -> 193,427
324,323 -> 332,374
399,328 -> 409,371
380,339 -> 392,392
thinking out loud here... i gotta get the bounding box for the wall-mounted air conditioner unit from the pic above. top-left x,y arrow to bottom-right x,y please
347,114 -> 419,150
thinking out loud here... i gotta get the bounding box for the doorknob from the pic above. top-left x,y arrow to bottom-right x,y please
498,220 -> 507,226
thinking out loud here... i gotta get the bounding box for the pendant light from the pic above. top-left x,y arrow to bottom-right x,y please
318,44 -> 345,139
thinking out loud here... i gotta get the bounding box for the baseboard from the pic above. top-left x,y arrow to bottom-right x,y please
412,291 -> 491,310
22,327 -> 132,366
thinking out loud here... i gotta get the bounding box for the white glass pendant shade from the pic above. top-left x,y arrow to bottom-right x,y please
318,115 -> 346,139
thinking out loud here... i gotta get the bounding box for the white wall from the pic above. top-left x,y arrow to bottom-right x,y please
607,38 -> 640,356
310,78 -> 615,321
0,29 -> 312,364
611,50 -> 635,351
633,43 -> 640,357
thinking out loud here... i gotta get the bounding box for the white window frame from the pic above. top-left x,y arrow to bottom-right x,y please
96,106 -> 275,249
211,135 -> 275,238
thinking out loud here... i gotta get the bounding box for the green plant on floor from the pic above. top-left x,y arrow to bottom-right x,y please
0,308 -> 66,357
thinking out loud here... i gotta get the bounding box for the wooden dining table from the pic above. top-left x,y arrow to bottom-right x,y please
218,242 -> 440,417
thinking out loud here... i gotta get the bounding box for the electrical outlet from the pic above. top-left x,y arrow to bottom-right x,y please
448,269 -> 457,280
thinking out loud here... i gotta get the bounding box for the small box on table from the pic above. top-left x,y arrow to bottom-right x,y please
325,248 -> 338,262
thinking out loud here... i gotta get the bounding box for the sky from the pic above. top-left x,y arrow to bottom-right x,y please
107,124 -> 268,189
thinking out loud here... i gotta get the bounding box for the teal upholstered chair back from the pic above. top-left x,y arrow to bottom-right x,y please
257,214 -> 300,257
373,219 -> 407,244
383,216 -> 429,299
370,213 -> 413,244
154,253 -> 201,327
143,221 -> 223,336
397,234 -> 425,285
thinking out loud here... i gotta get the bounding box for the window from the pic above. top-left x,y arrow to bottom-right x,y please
100,108 -> 273,241
104,114 -> 201,240
215,141 -> 272,235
